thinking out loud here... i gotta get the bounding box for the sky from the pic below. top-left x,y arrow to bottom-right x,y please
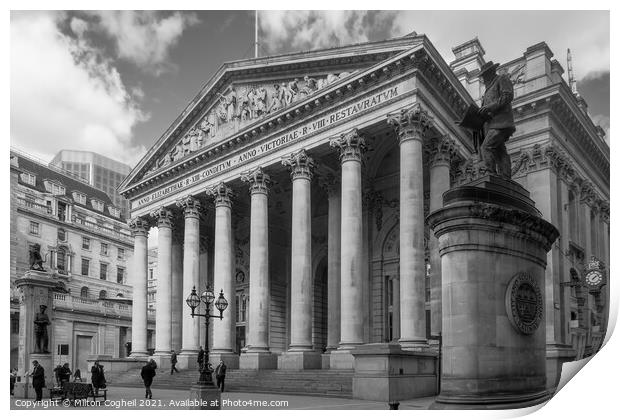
10,10 -> 610,166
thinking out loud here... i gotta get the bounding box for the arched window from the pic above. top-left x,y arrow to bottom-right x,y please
116,293 -> 124,298
99,290 -> 107,299
80,287 -> 89,298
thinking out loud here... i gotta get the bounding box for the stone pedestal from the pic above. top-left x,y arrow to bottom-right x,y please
177,352 -> 199,370
151,353 -> 173,370
239,352 -> 278,370
189,383 -> 221,410
329,349 -> 356,370
278,351 -> 321,370
351,343 -> 437,401
546,344 -> 577,391
427,175 -> 559,409
209,353 -> 240,370
13,270 -> 63,398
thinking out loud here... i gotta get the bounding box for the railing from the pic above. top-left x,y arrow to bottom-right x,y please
53,294 -> 133,318
72,217 -> 133,242
16,197 -> 52,215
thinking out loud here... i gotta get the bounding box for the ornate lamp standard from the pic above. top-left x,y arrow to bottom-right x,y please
186,285 -> 228,406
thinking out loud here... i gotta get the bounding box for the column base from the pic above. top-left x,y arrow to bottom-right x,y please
278,351 -> 321,370
129,351 -> 150,360
189,383 -> 222,410
546,343 -> 577,391
209,352 -> 240,369
430,389 -> 551,410
329,349 -> 356,370
399,338 -> 429,351
151,352 -> 172,369
239,352 -> 278,370
321,353 -> 331,369
177,351 -> 199,370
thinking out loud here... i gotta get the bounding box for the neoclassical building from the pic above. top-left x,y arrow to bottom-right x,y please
119,34 -> 609,381
9,150 -> 151,374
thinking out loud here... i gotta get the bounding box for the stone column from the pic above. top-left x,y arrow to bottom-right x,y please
128,217 -> 150,358
176,196 -> 201,369
208,183 -> 239,368
279,150 -> 321,369
171,238 -> 184,353
388,105 -> 432,349
329,129 -> 366,369
324,175 -> 341,352
151,207 -> 174,363
239,167 -> 277,369
426,135 -> 456,341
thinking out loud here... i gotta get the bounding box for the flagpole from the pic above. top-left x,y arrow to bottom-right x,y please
255,10 -> 258,58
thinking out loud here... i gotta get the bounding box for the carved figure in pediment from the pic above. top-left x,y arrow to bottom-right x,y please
285,79 -> 299,104
268,84 -> 283,113
186,128 -> 203,152
238,92 -> 251,121
326,73 -> 339,85
339,71 -> 351,80
246,88 -> 257,119
199,113 -> 216,137
301,76 -> 318,96
255,87 -> 267,116
226,89 -> 238,122
216,99 -> 228,123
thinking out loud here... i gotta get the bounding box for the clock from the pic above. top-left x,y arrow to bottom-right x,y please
585,270 -> 603,288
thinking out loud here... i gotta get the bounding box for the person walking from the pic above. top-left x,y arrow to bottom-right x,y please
170,350 -> 179,375
141,359 -> 157,399
10,368 -> 17,396
73,368 -> 82,382
197,346 -> 205,368
29,360 -> 45,401
215,360 -> 227,392
90,361 -> 106,394
59,363 -> 71,387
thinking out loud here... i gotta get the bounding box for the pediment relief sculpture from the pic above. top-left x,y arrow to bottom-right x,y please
145,71 -> 356,176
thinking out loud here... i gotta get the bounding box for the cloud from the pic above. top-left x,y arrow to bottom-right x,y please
10,11 -> 147,165
590,114 -> 610,144
87,11 -> 199,75
259,11 -> 400,53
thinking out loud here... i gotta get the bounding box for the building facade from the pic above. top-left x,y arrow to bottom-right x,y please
50,150 -> 132,219
10,150 -> 153,373
118,34 -> 609,381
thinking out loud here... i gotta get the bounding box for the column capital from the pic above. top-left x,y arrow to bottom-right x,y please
600,201 -> 610,224
580,180 -> 596,206
425,135 -> 458,167
150,207 -> 174,229
128,217 -> 150,237
241,166 -> 271,195
207,182 -> 234,207
387,104 -> 433,144
176,195 -> 202,219
281,149 -> 315,180
329,128 -> 367,163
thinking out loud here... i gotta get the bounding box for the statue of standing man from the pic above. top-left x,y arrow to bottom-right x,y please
477,61 -> 516,178
34,305 -> 50,353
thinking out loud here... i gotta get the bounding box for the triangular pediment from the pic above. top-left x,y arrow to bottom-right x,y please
120,36 -> 426,193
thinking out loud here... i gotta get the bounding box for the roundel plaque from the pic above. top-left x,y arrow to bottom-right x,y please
505,272 -> 543,335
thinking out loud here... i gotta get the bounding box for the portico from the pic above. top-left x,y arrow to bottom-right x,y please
119,36 -> 473,372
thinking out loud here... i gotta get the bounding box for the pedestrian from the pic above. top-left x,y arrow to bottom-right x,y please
197,346 -> 205,368
29,360 -> 45,401
170,350 -> 179,375
90,361 -> 106,394
59,363 -> 71,386
215,360 -> 227,392
53,364 -> 62,387
141,359 -> 157,399
73,368 -> 82,382
10,368 -> 17,396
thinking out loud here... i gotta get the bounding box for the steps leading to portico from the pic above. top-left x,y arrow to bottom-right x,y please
104,368 -> 354,397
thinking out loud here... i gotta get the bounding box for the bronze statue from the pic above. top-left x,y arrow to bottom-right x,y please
477,61 -> 516,178
34,305 -> 50,353
29,244 -> 45,271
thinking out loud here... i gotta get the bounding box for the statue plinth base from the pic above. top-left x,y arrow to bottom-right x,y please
427,176 -> 559,409
188,382 -> 221,410
13,353 -> 53,399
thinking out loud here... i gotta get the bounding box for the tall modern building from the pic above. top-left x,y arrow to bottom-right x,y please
50,150 -> 132,219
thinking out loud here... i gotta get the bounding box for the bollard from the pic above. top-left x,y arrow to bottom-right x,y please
388,401 -> 400,410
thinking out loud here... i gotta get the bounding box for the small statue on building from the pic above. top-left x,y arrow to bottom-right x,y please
477,61 -> 516,178
301,75 -> 318,96
34,304 -> 51,353
29,244 -> 45,271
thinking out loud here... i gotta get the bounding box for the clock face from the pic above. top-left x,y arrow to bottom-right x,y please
585,271 -> 603,287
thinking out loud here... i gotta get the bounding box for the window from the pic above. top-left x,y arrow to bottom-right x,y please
72,192 -> 87,205
82,237 -> 90,250
101,243 -> 109,256
80,287 -> 89,298
20,172 -> 36,186
81,258 -> 90,276
100,263 -> 108,280
56,247 -> 68,274
29,221 -> 40,235
117,248 -> 125,260
109,207 -> 121,218
44,181 -> 65,196
149,268 -> 154,279
117,267 -> 125,284
91,199 -> 104,212
57,202 -> 67,222
57,228 -> 66,242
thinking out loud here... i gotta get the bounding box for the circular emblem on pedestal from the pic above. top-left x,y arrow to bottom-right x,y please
505,272 -> 543,335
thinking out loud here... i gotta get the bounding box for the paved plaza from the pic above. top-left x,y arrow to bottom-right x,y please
10,387 -> 436,410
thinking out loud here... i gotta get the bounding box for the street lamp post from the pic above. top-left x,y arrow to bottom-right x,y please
185,286 -> 228,408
